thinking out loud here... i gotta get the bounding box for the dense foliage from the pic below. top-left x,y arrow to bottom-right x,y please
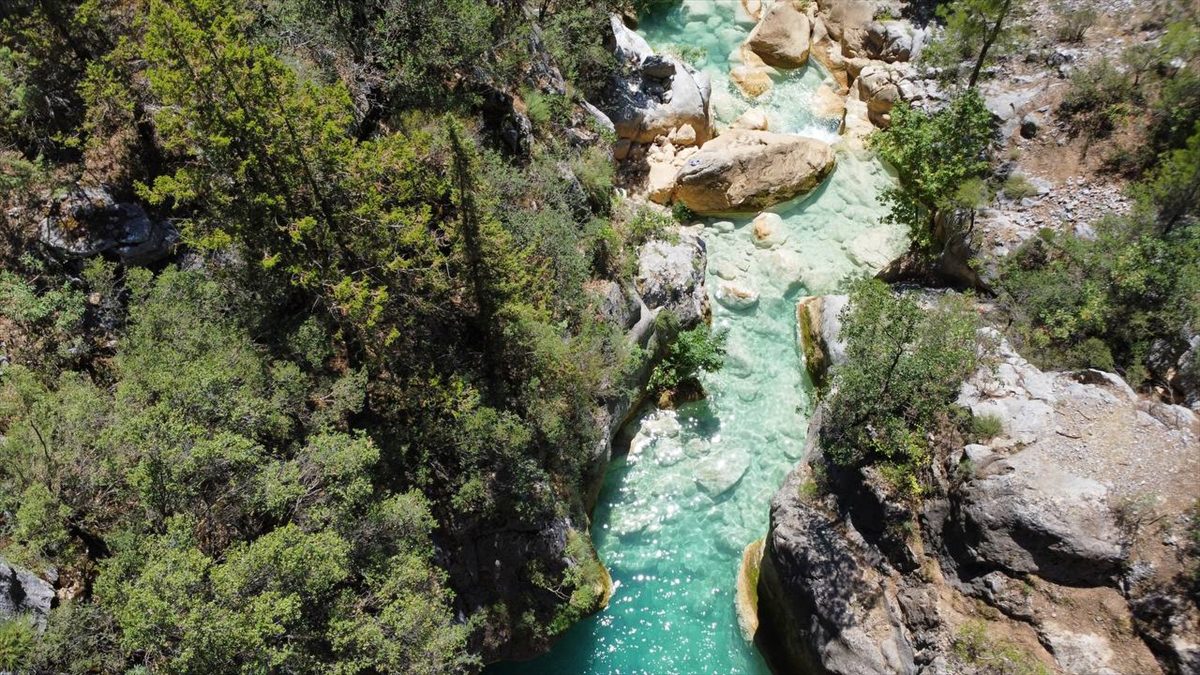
1000,12 -> 1200,393
997,127 -> 1200,388
0,0 -> 656,671
870,90 -> 995,250
923,0 -> 1026,88
647,319 -> 727,397
821,280 -> 981,497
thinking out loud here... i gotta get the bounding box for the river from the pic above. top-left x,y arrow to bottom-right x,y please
495,2 -> 903,672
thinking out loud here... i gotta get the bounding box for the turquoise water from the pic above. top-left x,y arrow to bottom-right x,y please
494,3 -> 903,673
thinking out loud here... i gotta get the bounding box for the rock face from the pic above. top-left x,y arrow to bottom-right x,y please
953,451 -> 1124,586
756,316 -> 1197,675
39,186 -> 178,266
746,0 -> 812,69
795,294 -> 847,385
674,130 -> 835,214
603,16 -> 712,145
756,412 -> 918,675
635,234 -> 710,327
1,558 -> 54,629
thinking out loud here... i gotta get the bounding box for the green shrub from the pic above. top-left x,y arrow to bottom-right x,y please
1058,58 -> 1135,151
970,414 -> 1003,440
1001,173 -> 1039,200
0,618 -> 34,672
1054,4 -> 1096,43
649,323 -> 727,395
952,620 -> 1051,675
671,201 -> 696,223
822,279 -> 981,497
997,213 -> 1199,382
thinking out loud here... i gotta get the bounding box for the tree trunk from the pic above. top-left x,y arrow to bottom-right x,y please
967,0 -> 1013,89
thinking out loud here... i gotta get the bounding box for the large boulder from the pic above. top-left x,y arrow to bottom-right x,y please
854,62 -> 923,128
1,558 -> 54,629
674,130 -> 835,214
952,450 -> 1125,586
603,16 -> 712,145
843,21 -> 915,62
635,234 -> 709,327
746,0 -> 812,69
39,186 -> 178,266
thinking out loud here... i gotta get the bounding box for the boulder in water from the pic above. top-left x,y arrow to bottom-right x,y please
695,447 -> 751,497
751,212 -> 786,248
674,130 -> 835,214
746,0 -> 812,69
603,15 -> 713,144
636,235 -> 710,327
716,282 -> 761,310
731,108 -> 770,131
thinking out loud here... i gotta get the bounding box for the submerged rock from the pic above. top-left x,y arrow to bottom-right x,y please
731,108 -> 770,131
674,130 -> 835,214
694,447 -> 751,497
716,281 -> 761,310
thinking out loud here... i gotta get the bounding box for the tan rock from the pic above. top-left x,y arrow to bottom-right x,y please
746,0 -> 812,69
813,82 -> 846,118
742,0 -> 763,21
732,108 -> 770,131
674,129 -> 836,214
669,123 -> 698,147
731,64 -> 773,98
855,63 -> 907,127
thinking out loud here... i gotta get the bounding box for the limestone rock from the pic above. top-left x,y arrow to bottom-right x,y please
746,0 -> 812,69
750,212 -> 786,248
1040,623 -> 1119,675
795,294 -> 848,385
695,447 -> 751,497
857,21 -> 914,62
731,64 -> 774,97
668,123 -> 698,147
39,186 -> 178,266
855,63 -> 914,128
716,282 -> 760,310
674,130 -> 835,214
954,450 -> 1125,586
604,15 -> 712,144
1,558 -> 54,629
756,428 -> 917,675
731,108 -> 770,131
635,235 -> 709,327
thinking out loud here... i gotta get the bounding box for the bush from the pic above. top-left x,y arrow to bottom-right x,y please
970,414 -> 1003,440
1054,4 -> 1096,43
672,201 -> 696,223
1058,58 -> 1135,151
952,620 -> 1051,675
997,217 -> 1199,383
1001,173 -> 1039,200
648,322 -> 727,396
0,618 -> 34,672
822,279 -> 981,496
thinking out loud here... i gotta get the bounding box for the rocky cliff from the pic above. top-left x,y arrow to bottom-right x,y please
757,310 -> 1200,674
